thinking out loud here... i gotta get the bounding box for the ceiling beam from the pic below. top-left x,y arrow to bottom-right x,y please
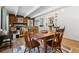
24,6 -> 40,17
31,6 -> 68,18
15,6 -> 20,16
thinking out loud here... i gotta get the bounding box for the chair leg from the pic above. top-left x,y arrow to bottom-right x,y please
44,40 -> 47,53
58,48 -> 63,53
37,46 -> 40,53
24,48 -> 31,53
53,48 -> 56,53
34,48 -> 35,51
24,48 -> 27,53
10,39 -> 12,48
29,48 -> 31,53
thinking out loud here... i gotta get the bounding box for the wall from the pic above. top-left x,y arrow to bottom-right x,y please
57,7 -> 79,41
35,7 -> 79,41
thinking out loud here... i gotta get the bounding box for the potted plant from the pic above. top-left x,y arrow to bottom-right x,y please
48,16 -> 54,31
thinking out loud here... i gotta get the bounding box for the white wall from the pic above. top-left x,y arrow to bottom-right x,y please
57,7 -> 79,41
35,7 -> 79,41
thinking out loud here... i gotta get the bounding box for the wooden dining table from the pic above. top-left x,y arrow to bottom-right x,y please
31,30 -> 56,53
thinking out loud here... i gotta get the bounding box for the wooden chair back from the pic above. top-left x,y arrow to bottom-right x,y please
24,31 -> 33,48
53,26 -> 65,47
24,27 -> 40,53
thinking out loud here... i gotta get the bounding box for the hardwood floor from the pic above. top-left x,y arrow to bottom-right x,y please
62,38 -> 79,53
0,37 -> 79,53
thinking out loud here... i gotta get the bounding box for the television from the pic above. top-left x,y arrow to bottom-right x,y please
16,26 -> 22,30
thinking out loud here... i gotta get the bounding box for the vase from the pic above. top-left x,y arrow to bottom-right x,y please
48,26 -> 52,31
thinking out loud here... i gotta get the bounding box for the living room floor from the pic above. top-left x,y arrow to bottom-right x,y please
0,37 -> 79,53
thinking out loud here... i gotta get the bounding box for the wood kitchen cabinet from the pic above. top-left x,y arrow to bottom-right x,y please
9,14 -> 16,27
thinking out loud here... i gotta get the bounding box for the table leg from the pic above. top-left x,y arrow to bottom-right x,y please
44,40 -> 47,53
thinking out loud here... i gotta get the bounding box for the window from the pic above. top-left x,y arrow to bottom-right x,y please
1,7 -> 9,33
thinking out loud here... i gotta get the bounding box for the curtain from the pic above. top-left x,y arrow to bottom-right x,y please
1,7 -> 9,33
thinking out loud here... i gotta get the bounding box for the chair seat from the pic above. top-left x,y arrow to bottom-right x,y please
47,40 -> 59,47
47,40 -> 52,46
26,40 -> 40,49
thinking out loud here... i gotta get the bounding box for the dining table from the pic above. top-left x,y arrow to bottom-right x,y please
31,30 -> 56,53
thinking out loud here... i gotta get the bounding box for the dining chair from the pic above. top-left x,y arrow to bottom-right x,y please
24,31 -> 40,53
47,26 -> 65,53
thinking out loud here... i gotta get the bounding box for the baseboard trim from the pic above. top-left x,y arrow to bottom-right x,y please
63,36 -> 79,42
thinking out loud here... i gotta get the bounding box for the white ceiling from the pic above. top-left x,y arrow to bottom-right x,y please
5,6 -> 65,18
